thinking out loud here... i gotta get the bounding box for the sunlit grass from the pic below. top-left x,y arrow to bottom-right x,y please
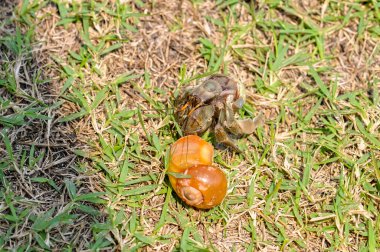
1,0 -> 379,251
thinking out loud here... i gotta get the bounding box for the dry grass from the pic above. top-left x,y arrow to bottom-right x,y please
1,0 -> 379,251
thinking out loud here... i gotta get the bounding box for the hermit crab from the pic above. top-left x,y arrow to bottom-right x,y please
174,74 -> 264,152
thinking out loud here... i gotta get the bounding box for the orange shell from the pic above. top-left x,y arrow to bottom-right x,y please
176,165 -> 227,209
168,135 -> 213,188
168,135 -> 227,209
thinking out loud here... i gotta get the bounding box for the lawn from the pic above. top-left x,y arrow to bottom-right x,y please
0,0 -> 379,251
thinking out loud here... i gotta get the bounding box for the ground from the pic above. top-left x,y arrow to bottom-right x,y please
0,0 -> 379,251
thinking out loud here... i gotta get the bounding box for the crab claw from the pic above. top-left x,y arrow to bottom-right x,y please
182,105 -> 215,135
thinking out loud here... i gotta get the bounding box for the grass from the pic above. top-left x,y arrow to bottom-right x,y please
1,0 -> 379,251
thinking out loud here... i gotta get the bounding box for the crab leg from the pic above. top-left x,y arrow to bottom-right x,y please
214,123 -> 242,153
234,113 -> 265,134
213,106 -> 242,152
224,99 -> 265,135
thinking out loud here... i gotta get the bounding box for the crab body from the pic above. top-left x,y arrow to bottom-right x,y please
175,74 -> 263,152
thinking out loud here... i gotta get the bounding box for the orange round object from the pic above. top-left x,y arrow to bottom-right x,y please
175,165 -> 227,209
168,135 -> 213,188
168,135 -> 227,209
